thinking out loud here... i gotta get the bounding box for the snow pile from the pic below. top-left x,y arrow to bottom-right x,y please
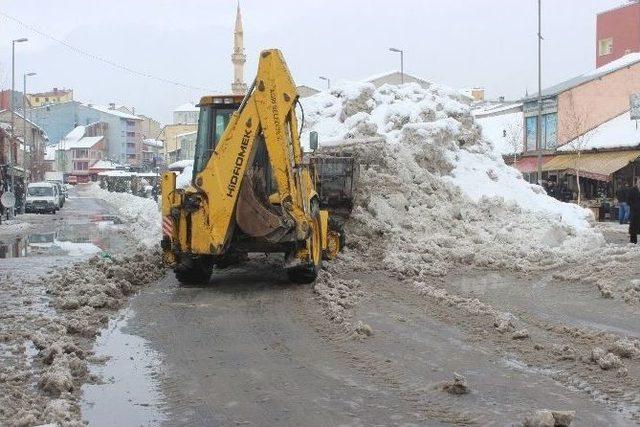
88,184 -> 160,247
176,162 -> 194,189
0,219 -> 33,236
301,81 -> 603,276
0,249 -> 164,427
54,240 -> 102,257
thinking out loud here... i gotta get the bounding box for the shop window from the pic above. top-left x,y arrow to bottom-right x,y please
525,113 -> 557,151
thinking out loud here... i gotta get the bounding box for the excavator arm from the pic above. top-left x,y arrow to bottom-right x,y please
194,49 -> 311,254
162,49 -> 326,282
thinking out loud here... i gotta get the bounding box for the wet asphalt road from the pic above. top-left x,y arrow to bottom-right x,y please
117,263 -> 633,426
4,192 -> 635,426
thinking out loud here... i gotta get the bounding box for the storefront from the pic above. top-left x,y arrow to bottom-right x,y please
541,150 -> 640,219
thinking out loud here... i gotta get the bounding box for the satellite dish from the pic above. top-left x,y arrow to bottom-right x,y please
0,191 -> 16,209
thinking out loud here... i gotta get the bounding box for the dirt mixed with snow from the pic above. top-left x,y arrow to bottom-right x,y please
0,249 -> 164,426
302,81 -> 640,422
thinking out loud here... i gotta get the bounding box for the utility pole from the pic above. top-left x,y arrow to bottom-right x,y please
22,72 -> 36,214
536,0 -> 543,184
9,38 -> 28,218
389,47 -> 404,84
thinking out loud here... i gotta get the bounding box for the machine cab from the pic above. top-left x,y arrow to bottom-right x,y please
192,95 -> 244,180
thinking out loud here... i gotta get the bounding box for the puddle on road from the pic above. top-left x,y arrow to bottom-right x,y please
0,215 -> 124,259
82,310 -> 165,427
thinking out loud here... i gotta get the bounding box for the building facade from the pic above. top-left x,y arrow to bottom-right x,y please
27,88 -> 73,107
596,2 -> 640,67
159,123 -> 198,161
173,103 -> 199,125
0,110 -> 48,181
522,53 -> 640,154
142,138 -> 163,166
29,101 -> 144,166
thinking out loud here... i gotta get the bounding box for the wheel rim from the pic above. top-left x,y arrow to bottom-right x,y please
326,232 -> 340,259
310,216 -> 322,268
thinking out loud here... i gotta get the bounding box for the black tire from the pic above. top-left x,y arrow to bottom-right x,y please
215,251 -> 247,269
175,256 -> 213,285
287,264 -> 319,284
287,198 -> 322,284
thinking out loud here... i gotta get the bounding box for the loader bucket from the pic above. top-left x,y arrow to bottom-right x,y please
235,168 -> 290,242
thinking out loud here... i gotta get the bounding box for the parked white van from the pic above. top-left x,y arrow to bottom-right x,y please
25,182 -> 59,214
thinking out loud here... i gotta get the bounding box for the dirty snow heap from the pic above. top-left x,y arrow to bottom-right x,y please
301,81 -> 602,277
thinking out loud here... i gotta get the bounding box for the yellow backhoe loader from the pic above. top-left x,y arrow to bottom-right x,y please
161,49 -> 351,284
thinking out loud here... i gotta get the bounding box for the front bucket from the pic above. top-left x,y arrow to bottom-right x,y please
235,169 -> 289,242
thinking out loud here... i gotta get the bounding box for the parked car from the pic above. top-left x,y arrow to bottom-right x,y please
47,180 -> 66,208
25,182 -> 59,214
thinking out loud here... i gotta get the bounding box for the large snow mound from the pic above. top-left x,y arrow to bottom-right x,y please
301,81 -> 603,276
88,184 -> 160,248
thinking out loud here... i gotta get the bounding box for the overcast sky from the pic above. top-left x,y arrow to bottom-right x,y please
0,0 -> 624,123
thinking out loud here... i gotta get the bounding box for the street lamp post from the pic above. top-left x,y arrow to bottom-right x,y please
9,37 -> 28,218
536,0 -> 543,185
389,47 -> 404,84
318,76 -> 330,90
21,72 -> 36,213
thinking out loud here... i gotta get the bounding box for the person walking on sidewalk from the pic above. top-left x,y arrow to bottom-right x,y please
628,179 -> 640,244
616,181 -> 631,224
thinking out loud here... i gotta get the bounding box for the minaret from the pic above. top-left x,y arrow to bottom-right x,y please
231,3 -> 247,95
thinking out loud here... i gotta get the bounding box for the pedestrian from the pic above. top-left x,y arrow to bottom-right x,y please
616,181 -> 630,224
628,179 -> 640,244
151,184 -> 158,202
546,180 -> 558,199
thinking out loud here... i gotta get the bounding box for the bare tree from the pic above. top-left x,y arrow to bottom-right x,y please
504,120 -> 524,165
559,93 -> 596,204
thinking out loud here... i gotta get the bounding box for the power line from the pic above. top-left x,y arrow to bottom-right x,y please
0,10 -> 217,92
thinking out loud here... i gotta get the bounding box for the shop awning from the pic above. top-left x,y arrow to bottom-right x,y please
512,155 -> 554,173
541,150 -> 640,182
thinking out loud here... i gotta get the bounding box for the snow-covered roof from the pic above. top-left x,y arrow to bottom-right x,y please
168,159 -> 194,171
558,110 -> 640,152
90,160 -> 121,170
0,110 -> 47,134
97,170 -> 135,177
142,138 -> 163,148
63,125 -> 86,143
176,130 -> 197,138
362,70 -> 431,87
527,53 -> 640,100
173,102 -> 199,112
59,136 -> 103,149
473,102 -> 523,116
88,104 -> 142,120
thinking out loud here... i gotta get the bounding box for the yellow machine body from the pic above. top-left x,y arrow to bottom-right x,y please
161,49 -> 333,283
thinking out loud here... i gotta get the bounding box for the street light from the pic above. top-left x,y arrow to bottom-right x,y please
8,37 -> 28,218
318,76 -> 330,90
21,72 -> 36,213
536,0 -> 543,184
389,47 -> 404,84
